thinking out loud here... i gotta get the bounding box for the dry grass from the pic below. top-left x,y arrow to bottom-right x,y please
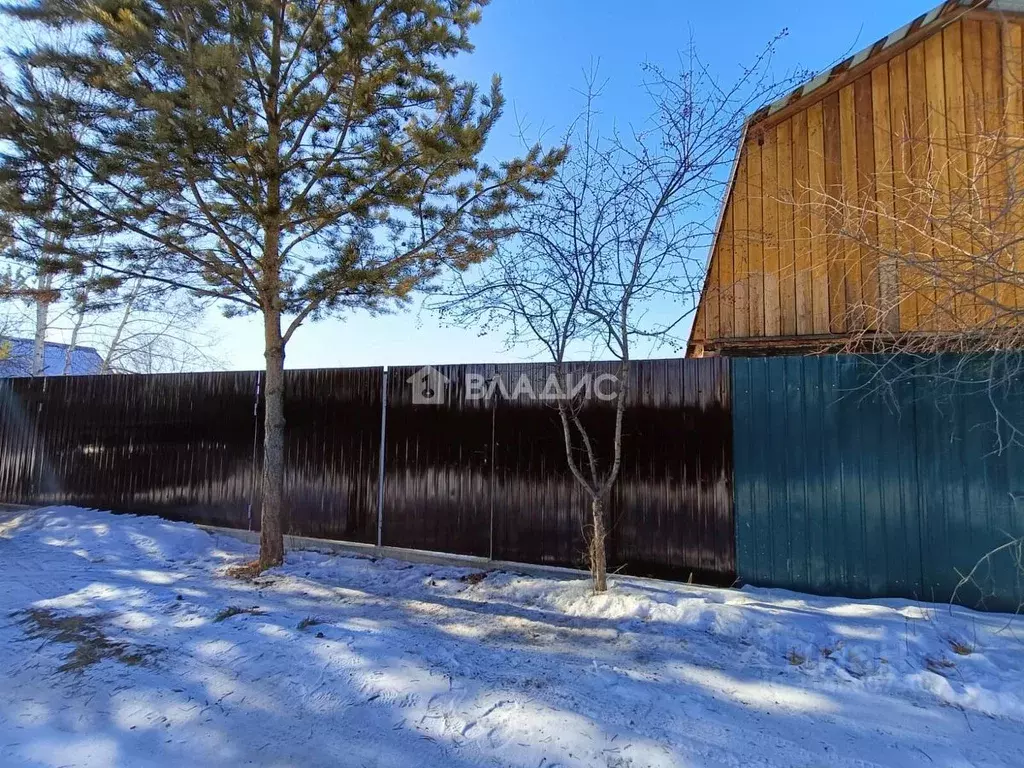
925,655 -> 957,675
17,608 -> 158,673
786,649 -> 806,666
949,639 -> 974,656
214,605 -> 264,622
460,571 -> 488,586
225,560 -> 263,581
297,616 -> 323,631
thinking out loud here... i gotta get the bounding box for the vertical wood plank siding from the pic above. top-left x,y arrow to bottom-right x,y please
693,15 -> 1024,349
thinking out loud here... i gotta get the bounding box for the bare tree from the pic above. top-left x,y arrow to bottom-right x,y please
60,274 -> 94,375
91,280 -> 221,374
0,259 -> 220,375
953,532 -> 1023,616
816,127 -> 1024,356
438,46 -> 792,591
0,28 -> 114,376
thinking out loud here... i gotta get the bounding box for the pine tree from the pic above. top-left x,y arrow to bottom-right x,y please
1,0 -> 563,568
0,52 -> 117,370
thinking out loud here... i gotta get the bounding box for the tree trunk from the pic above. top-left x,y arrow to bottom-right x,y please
590,496 -> 608,593
102,278 -> 141,374
258,7 -> 286,570
32,273 -> 51,376
64,301 -> 85,375
259,307 -> 286,569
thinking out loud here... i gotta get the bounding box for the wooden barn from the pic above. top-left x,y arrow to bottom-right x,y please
688,0 -> 1024,357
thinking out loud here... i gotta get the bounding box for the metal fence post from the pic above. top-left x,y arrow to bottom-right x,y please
489,382 -> 496,561
376,368 -> 389,548
247,372 -> 262,531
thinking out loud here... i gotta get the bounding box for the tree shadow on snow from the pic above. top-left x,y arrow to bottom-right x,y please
1,514 -> 1020,767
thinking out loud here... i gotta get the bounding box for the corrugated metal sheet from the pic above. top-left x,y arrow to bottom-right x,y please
488,360 -> 603,570
278,367 -> 383,543
0,368 -> 384,535
733,355 -> 1024,610
1,359 -> 735,584
382,364 -> 495,557
0,337 -> 103,377
0,372 -> 261,527
383,358 -> 735,582
7,355 -> 1020,608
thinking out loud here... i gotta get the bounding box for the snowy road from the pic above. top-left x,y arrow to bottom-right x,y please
1,507 -> 1022,767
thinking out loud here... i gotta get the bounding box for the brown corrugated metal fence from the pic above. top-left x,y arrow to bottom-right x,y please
0,371 -> 262,528
384,359 -> 733,580
0,358 -> 735,582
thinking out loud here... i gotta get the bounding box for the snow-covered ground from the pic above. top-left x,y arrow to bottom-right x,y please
1,507 -> 1023,767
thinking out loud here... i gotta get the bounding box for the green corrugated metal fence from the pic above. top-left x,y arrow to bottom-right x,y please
733,354 -> 1024,611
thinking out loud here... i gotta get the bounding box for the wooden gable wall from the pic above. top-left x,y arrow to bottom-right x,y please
691,12 -> 1024,353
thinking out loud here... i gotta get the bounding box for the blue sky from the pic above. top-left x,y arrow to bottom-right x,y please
208,0 -> 929,370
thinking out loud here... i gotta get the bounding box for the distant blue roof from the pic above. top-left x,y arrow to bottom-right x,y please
0,337 -> 103,377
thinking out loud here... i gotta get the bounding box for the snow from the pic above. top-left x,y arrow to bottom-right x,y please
2,507 -> 1023,767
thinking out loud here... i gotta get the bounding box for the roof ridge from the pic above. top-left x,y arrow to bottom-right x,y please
0,336 -> 100,355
